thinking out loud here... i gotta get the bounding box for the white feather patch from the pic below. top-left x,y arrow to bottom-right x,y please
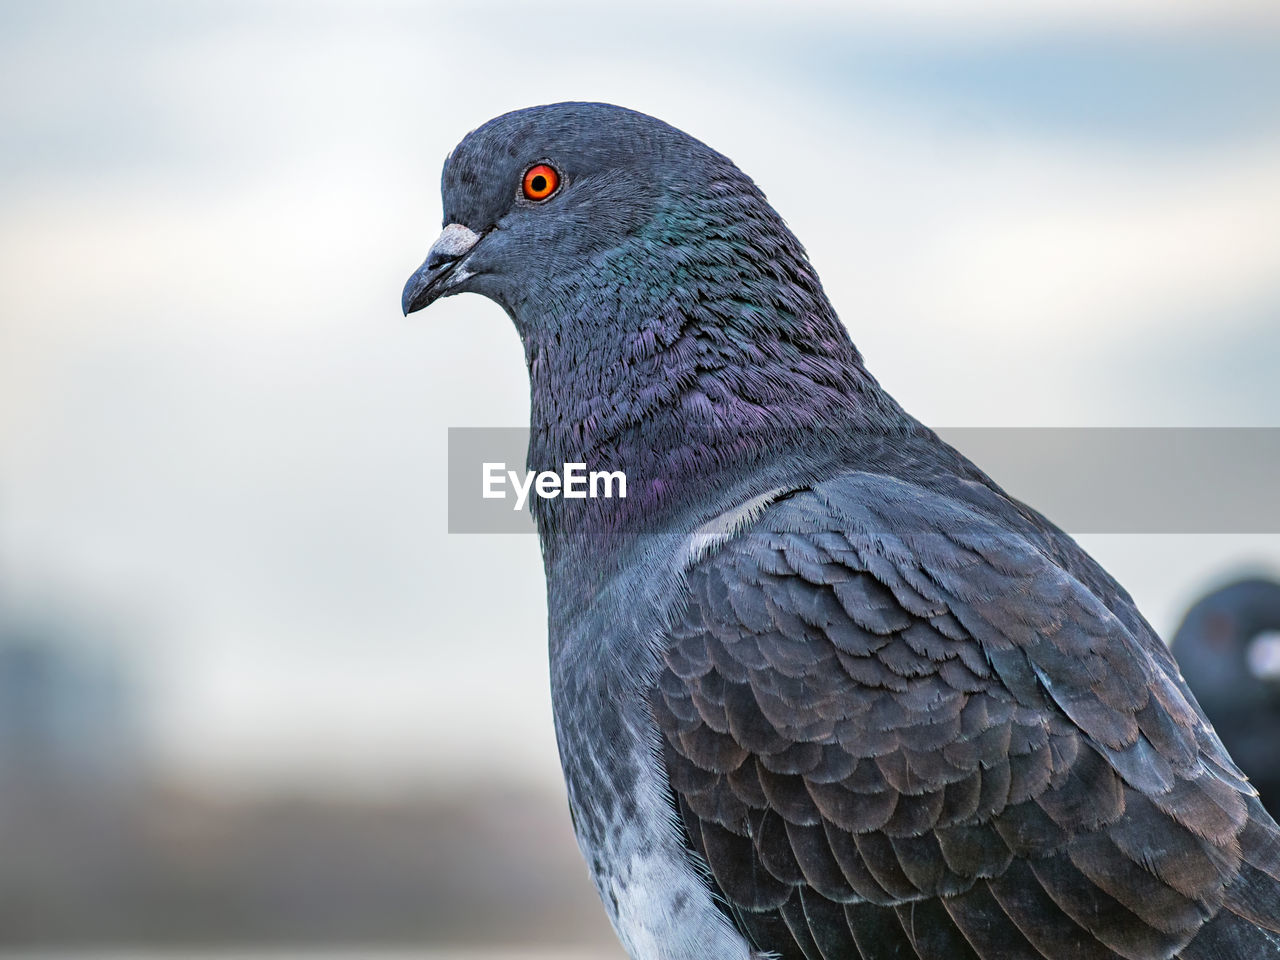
683,487 -> 792,566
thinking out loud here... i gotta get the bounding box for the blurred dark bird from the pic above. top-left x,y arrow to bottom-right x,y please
1171,578 -> 1280,817
402,103 -> 1280,959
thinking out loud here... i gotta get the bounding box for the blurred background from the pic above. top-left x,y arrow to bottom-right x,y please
1,0 -> 1278,955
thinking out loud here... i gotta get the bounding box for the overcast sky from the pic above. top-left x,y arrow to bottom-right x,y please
2,0 -> 1278,796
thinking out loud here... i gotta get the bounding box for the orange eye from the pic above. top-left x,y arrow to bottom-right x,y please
522,163 -> 560,201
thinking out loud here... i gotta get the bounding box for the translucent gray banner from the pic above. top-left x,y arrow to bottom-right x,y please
447,427 -> 1280,534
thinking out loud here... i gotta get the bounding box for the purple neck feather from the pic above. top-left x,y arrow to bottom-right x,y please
516,173 -> 918,559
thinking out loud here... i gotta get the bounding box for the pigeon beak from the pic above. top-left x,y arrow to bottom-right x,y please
401,223 -> 483,315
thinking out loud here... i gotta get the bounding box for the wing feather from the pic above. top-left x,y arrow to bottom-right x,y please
655,473 -> 1280,958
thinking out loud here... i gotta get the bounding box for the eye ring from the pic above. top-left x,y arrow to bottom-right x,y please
522,163 -> 560,202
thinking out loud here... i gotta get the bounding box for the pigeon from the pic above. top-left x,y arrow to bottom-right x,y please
402,103 -> 1280,960
1171,578 -> 1280,818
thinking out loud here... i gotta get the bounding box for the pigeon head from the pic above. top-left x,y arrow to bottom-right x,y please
402,102 -> 702,320
1172,579 -> 1280,689
403,103 -> 914,542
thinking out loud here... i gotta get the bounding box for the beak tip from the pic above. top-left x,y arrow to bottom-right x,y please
401,271 -> 432,316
